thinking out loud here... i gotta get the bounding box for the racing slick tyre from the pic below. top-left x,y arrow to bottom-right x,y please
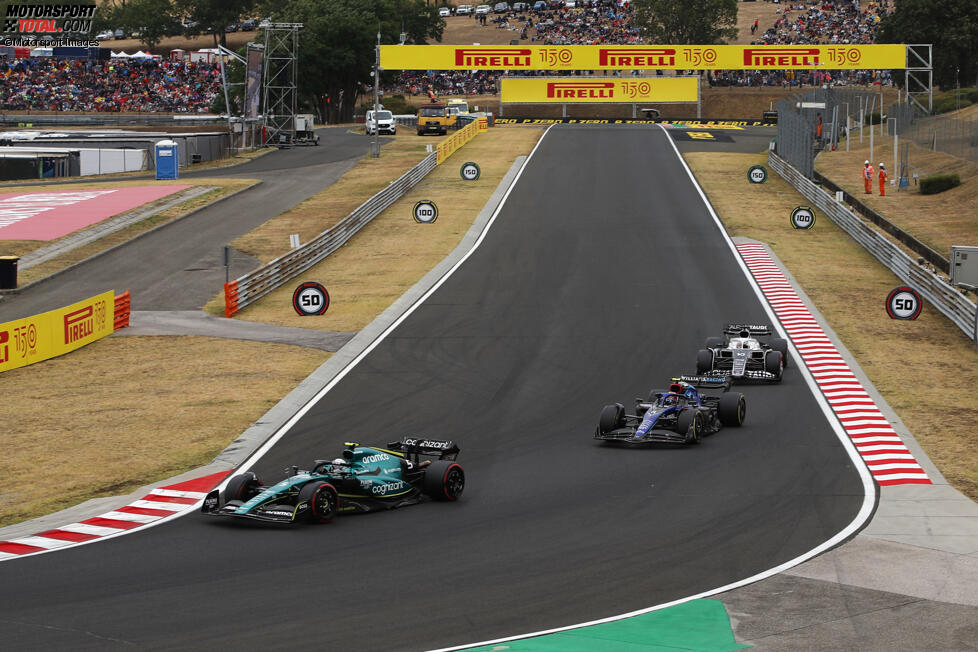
764,350 -> 784,381
696,349 -> 714,374
770,337 -> 790,368
676,409 -> 701,445
298,481 -> 339,524
704,337 -> 724,349
224,472 -> 262,503
718,392 -> 746,427
423,461 -> 465,501
599,403 -> 626,434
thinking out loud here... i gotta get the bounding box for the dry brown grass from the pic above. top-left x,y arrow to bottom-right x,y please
817,140 -> 978,257
1,127 -> 537,529
685,151 -> 978,501
5,178 -> 259,286
0,336 -> 329,527
221,134 -> 430,270
224,127 -> 543,332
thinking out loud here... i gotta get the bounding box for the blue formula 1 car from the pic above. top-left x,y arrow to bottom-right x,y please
595,375 -> 746,445
201,438 -> 464,525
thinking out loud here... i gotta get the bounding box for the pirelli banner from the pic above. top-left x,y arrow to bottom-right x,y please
0,291 -> 114,374
380,44 -> 907,71
502,77 -> 698,104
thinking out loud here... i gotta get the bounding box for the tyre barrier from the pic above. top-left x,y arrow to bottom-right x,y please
113,290 -> 130,330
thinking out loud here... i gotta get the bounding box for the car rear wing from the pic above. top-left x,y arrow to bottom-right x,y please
674,375 -> 732,391
723,323 -> 771,336
387,437 -> 460,461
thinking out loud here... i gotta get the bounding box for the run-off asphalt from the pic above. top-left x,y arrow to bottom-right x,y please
0,126 -> 866,651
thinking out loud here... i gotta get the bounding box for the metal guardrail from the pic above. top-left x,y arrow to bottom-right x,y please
769,151 -> 977,342
813,171 -> 950,274
225,152 -> 437,317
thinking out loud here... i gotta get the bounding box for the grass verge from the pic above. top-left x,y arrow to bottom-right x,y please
219,126 -> 543,332
685,150 -> 978,502
220,132 -> 432,269
1,127 -> 539,529
0,336 -> 329,527
816,139 -> 978,257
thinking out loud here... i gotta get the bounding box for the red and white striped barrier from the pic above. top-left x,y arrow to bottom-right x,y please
0,470 -> 230,561
737,242 -> 931,487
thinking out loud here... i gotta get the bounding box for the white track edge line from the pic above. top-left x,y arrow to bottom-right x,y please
230,126 -> 555,479
0,127 -> 555,564
429,123 -> 877,652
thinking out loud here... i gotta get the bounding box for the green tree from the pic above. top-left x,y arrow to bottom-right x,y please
631,0 -> 738,45
260,0 -> 443,123
879,0 -> 978,91
175,0 -> 257,48
114,0 -> 178,50
209,46 -> 247,114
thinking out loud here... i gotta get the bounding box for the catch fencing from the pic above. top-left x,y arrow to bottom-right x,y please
769,151 -> 978,343
888,101 -> 978,166
224,152 -> 437,317
776,87 -> 895,178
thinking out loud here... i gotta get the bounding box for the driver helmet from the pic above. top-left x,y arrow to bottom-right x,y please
332,457 -> 346,467
662,393 -> 680,406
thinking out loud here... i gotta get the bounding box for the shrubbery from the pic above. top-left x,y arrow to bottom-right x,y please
919,173 -> 961,194
358,94 -> 416,116
932,88 -> 978,114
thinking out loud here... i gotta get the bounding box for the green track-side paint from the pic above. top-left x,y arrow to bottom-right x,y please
463,599 -> 750,652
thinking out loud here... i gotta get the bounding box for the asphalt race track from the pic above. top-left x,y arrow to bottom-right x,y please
0,126 -> 869,650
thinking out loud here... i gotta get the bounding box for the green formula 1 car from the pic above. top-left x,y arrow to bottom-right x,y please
201,437 -> 465,525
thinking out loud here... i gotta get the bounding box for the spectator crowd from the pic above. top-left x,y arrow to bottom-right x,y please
391,0 -> 896,100
390,0 -> 638,99
0,57 -> 223,112
712,0 -> 895,88
753,0 -> 891,46
0,0 -> 898,113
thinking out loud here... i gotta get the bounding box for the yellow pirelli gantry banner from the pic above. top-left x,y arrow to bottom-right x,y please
380,44 -> 907,71
0,290 -> 114,373
501,77 -> 698,103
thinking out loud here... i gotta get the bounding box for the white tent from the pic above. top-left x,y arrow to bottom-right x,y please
110,50 -> 132,58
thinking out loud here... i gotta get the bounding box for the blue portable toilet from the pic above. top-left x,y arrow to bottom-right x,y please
155,139 -> 178,180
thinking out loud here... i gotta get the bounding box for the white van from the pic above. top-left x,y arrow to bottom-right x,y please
365,109 -> 396,135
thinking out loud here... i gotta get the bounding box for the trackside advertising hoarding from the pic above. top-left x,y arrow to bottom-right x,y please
501,77 -> 698,103
379,44 -> 907,71
0,290 -> 114,373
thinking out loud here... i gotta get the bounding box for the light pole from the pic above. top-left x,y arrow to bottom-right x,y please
372,31 -> 381,158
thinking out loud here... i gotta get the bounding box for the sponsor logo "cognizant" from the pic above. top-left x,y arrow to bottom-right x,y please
454,48 -> 530,67
372,480 -> 406,495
